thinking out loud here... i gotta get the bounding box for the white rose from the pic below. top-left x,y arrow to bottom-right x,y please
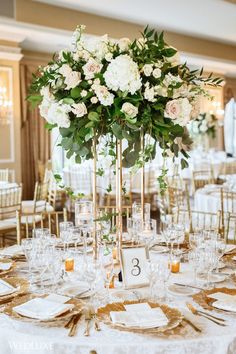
164,98 -> 192,126
59,64 -> 72,77
47,102 -> 71,128
94,85 -> 114,106
155,85 -> 168,97
105,52 -> 113,62
71,102 -> 87,117
81,90 -> 87,97
121,102 -> 138,118
143,64 -> 153,77
144,87 -> 155,102
91,96 -> 98,104
64,71 -> 81,90
104,54 -> 142,94
82,58 -> 102,79
153,68 -> 162,79
118,37 -> 131,51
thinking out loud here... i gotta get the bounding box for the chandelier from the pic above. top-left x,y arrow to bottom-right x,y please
0,84 -> 12,125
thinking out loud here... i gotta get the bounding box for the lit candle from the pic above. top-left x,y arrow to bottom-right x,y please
65,258 -> 74,272
112,247 -> 117,260
170,260 -> 180,273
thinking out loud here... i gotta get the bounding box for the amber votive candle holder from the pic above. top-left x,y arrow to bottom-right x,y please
170,260 -> 180,273
65,258 -> 74,272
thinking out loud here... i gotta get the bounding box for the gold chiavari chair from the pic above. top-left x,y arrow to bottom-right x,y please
192,170 -> 215,191
22,181 -> 53,214
221,161 -> 236,176
0,185 -> 22,245
220,188 -> 236,237
0,169 -> 9,182
225,212 -> 236,244
16,208 -> 68,241
175,207 -> 221,234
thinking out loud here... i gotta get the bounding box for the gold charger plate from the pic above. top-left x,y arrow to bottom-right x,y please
3,293 -> 84,325
192,287 -> 236,313
0,259 -> 15,277
0,276 -> 28,303
97,300 -> 183,334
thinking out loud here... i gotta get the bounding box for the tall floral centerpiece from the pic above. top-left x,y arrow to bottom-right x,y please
188,112 -> 218,151
29,25 -> 222,255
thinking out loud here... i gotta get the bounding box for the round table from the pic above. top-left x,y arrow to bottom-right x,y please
194,185 -> 236,213
1,248 -> 236,354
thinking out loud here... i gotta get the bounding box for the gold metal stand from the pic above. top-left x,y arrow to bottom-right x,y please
116,139 -> 123,250
141,128 -> 145,221
92,132 -> 98,260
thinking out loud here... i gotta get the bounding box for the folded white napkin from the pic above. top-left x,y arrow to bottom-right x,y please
0,262 -> 12,271
110,303 -> 168,328
60,281 -> 90,297
0,279 -> 17,296
208,292 -> 236,312
13,298 -> 74,320
0,245 -> 23,257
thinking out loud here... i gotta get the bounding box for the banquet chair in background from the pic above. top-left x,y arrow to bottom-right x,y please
0,169 -> 9,182
192,170 -> 215,191
16,208 -> 68,241
175,207 -> 221,234
220,189 -> 236,238
21,181 -> 55,214
225,212 -> 236,244
0,185 -> 22,246
221,161 -> 236,176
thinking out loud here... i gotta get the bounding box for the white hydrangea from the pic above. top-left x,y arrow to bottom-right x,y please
104,55 -> 142,94
164,98 -> 192,126
64,71 -> 81,90
71,102 -> 87,117
121,102 -> 138,118
94,85 -> 114,106
47,102 -> 71,128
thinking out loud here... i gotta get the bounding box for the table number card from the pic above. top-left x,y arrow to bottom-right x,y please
120,246 -> 149,289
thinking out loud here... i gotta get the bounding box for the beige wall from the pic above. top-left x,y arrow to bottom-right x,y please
0,59 -> 21,183
15,0 -> 236,63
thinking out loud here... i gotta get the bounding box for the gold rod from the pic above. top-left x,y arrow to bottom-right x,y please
116,139 -> 123,250
92,130 -> 98,260
141,128 -> 145,221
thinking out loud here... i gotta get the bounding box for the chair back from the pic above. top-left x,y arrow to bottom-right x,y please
192,170 -> 215,191
0,169 -> 9,182
17,208 -> 68,241
176,207 -> 220,233
0,185 -> 22,220
225,212 -> 236,244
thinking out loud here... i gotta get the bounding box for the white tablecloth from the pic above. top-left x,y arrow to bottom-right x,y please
1,254 -> 236,354
194,185 -> 236,213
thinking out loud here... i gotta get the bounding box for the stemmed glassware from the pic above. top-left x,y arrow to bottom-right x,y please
75,201 -> 93,264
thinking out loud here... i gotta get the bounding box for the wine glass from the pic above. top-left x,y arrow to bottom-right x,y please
144,259 -> 158,300
140,219 -> 156,247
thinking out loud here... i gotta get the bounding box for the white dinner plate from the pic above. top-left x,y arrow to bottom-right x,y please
168,284 -> 198,296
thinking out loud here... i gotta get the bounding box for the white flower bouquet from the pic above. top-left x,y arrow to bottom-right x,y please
28,25 -> 222,172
